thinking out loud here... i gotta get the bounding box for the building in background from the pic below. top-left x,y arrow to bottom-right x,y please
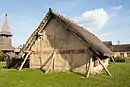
112,44 -> 130,57
0,14 -> 15,52
103,41 -> 130,58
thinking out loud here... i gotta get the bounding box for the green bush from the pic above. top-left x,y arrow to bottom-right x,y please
125,58 -> 130,62
0,53 -> 5,61
110,56 -> 126,62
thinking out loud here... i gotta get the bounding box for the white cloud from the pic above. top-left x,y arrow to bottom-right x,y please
75,8 -> 109,30
0,13 -> 5,17
111,5 -> 123,10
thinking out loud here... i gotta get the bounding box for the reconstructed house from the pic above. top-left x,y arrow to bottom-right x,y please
112,44 -> 130,58
21,9 -> 113,75
102,41 -> 130,58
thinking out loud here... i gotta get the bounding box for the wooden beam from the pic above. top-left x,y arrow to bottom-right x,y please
23,13 -> 52,51
19,51 -> 31,71
111,56 -> 116,64
40,50 -> 55,70
45,52 -> 56,74
97,58 -> 111,76
39,57 -> 42,67
52,56 -> 55,70
86,58 -> 92,78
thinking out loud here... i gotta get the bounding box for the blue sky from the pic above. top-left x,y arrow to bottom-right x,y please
0,0 -> 130,47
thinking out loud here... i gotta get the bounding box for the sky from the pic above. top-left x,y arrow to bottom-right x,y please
0,0 -> 130,47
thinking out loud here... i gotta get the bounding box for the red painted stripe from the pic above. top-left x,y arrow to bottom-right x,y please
30,64 -> 69,67
31,49 -> 85,54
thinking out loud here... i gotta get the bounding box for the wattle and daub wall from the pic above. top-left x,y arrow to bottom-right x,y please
29,17 -> 109,74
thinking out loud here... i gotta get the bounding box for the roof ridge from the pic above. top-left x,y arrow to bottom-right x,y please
51,9 -> 94,35
51,9 -> 76,24
22,8 -> 113,57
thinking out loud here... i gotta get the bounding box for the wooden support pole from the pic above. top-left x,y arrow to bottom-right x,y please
97,58 -> 111,76
39,57 -> 42,67
86,58 -> 92,78
111,56 -> 116,64
40,52 -> 54,69
52,57 -> 55,70
45,52 -> 56,74
19,52 -> 31,71
45,57 -> 55,73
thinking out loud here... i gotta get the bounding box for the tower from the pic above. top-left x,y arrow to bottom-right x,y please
0,14 -> 14,52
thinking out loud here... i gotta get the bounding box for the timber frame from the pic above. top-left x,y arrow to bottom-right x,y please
22,8 -> 113,57
19,8 -> 114,77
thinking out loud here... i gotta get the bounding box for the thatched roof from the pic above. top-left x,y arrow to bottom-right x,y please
22,8 -> 113,57
0,14 -> 12,36
112,44 -> 130,52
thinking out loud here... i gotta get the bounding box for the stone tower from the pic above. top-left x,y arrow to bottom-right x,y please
0,14 -> 14,52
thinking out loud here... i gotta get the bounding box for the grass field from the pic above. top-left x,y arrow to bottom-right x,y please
0,62 -> 130,87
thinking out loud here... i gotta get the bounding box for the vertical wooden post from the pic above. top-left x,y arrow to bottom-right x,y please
39,57 -> 42,67
86,58 -> 92,78
40,31 -> 45,69
52,57 -> 55,70
111,56 -> 116,64
85,58 -> 89,76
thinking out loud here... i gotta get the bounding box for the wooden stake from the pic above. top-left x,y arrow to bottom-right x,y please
19,51 -> 31,71
86,58 -> 92,78
39,57 -> 42,67
97,58 -> 111,76
40,50 -> 55,70
111,56 -> 116,64
52,56 -> 55,70
45,52 -> 56,74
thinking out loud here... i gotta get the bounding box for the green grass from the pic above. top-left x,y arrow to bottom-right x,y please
0,62 -> 130,87
0,62 -> 5,68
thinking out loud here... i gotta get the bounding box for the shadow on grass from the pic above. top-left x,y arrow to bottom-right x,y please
39,68 -> 46,73
69,69 -> 86,77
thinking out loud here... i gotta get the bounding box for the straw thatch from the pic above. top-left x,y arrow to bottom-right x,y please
23,8 -> 113,57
